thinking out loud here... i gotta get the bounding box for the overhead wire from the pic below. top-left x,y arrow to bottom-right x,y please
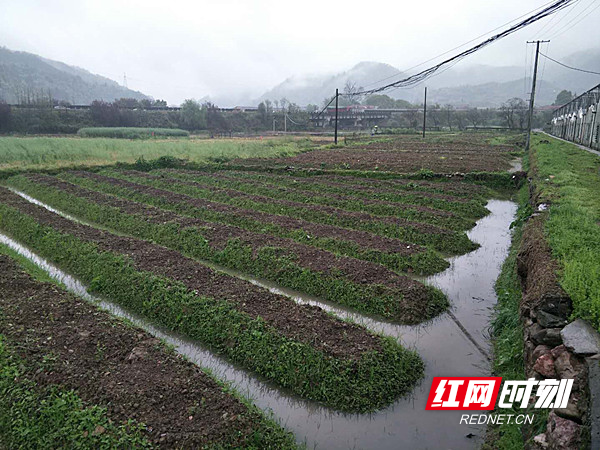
339,0 -> 576,97
539,52 -> 600,75
547,0 -> 600,38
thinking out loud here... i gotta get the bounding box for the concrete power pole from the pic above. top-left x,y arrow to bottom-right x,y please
423,87 -> 427,138
526,40 -> 549,150
334,88 -> 339,145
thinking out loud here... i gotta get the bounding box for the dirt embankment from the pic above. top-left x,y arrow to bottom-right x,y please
0,254 -> 293,448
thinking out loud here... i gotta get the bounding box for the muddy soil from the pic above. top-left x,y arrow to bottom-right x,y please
66,171 -> 426,256
117,170 -> 456,236
0,254 -> 288,448
229,138 -> 514,173
0,187 -> 382,359
21,174 -> 440,323
157,169 -> 464,221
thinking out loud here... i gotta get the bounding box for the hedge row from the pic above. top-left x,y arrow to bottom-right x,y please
77,127 -> 189,139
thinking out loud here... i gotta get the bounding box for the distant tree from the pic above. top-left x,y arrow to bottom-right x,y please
364,94 -> 396,109
553,90 -> 573,106
500,98 -> 528,129
179,99 -> 206,131
306,104 -> 318,113
444,104 -> 455,131
113,98 -> 139,109
139,99 -> 153,109
466,108 -> 482,128
90,100 -> 121,126
257,102 -> 268,125
153,99 -> 168,107
343,80 -> 364,105
0,101 -> 11,131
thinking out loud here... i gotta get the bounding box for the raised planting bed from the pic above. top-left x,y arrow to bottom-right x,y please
7,173 -> 448,323
58,170 -> 449,274
79,169 -> 479,255
149,169 -> 476,231
0,253 -> 296,448
200,169 -> 491,219
0,188 -> 424,412
226,134 -> 517,173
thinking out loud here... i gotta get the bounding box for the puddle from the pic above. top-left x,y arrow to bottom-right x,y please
0,195 -> 516,449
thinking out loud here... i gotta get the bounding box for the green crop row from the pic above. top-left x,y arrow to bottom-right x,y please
0,337 -> 150,449
6,175 -> 448,324
152,169 -> 475,231
102,170 -> 478,255
0,200 -> 424,412
215,168 -> 491,218
58,171 -> 449,275
77,127 -> 190,139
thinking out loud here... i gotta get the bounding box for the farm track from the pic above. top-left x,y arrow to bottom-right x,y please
59,170 -> 451,273
152,169 -> 475,231
0,254 -> 296,448
89,169 -> 478,255
0,187 -> 423,411
9,173 -> 448,324
228,137 -> 516,173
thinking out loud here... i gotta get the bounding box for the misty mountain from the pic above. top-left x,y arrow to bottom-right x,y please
0,47 -> 149,104
257,49 -> 600,107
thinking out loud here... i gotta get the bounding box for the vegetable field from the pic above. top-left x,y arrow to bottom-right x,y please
0,132 -> 525,447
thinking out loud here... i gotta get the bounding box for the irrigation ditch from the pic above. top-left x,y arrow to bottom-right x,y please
0,189 -> 517,449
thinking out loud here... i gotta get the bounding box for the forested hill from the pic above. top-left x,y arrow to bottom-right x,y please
0,47 -> 149,104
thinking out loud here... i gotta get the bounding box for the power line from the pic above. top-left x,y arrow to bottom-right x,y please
547,0 -> 600,38
539,52 -> 600,75
340,0 -> 575,97
360,0 -> 563,91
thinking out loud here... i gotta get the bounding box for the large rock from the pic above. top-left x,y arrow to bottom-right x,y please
546,411 -> 581,449
532,328 -> 563,347
537,310 -> 568,328
561,319 -> 600,355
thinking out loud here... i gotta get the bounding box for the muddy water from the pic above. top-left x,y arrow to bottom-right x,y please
0,196 -> 516,450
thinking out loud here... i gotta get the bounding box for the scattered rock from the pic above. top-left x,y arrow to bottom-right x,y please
533,345 -> 552,361
551,344 -> 567,359
92,425 -> 106,436
534,353 -> 556,378
127,346 -> 149,363
539,299 -> 572,320
554,351 -> 584,383
561,319 -> 600,355
546,411 -> 581,449
537,310 -> 568,328
532,328 -> 563,347
555,396 -> 583,423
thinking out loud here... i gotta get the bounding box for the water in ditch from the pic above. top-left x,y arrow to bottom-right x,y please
0,195 -> 516,449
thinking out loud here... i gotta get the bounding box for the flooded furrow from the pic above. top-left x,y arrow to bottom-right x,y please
1,193 -> 516,449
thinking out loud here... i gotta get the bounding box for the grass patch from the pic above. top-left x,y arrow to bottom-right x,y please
0,136 -> 314,174
77,127 -> 190,139
530,133 -> 600,329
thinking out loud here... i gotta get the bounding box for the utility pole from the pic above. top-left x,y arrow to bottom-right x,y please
526,40 -> 549,150
334,88 -> 339,145
273,118 -> 276,133
422,87 -> 427,138
284,113 -> 287,133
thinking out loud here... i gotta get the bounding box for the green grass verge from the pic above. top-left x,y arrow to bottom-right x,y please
58,171 -> 449,275
102,170 -> 478,255
77,127 -> 190,139
530,133 -> 600,330
6,174 -> 448,324
0,203 -> 424,412
0,337 -> 150,448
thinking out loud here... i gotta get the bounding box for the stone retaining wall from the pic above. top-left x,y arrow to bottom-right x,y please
518,211 -> 600,449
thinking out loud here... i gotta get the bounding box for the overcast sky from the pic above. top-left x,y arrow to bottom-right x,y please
1,0 -> 598,105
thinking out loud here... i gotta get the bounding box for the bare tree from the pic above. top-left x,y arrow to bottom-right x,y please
343,80 -> 364,105
466,108 -> 482,128
500,98 -> 527,129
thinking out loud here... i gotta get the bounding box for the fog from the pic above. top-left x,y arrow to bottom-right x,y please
1,0 -> 598,105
